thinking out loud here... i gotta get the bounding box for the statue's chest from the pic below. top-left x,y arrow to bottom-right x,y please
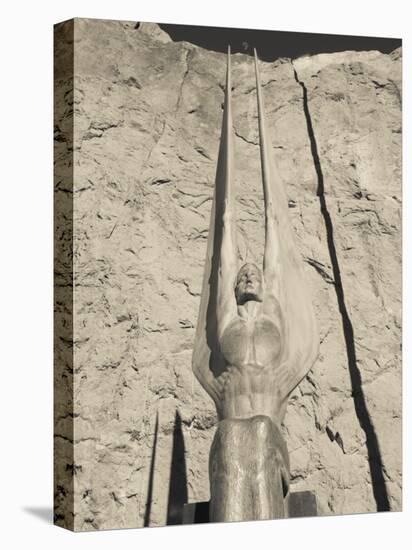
220,316 -> 282,369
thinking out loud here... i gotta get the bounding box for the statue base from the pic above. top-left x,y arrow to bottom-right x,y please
209,415 -> 290,522
182,491 -> 317,524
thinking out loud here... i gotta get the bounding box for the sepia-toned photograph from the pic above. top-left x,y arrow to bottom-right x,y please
54,18 -> 402,531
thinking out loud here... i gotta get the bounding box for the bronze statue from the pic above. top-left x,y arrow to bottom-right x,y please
192,48 -> 319,522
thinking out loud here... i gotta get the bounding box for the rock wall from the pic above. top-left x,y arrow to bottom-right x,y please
54,18 -> 402,530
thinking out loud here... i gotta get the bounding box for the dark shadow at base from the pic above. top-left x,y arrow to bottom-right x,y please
167,410 -> 188,525
23,506 -> 53,524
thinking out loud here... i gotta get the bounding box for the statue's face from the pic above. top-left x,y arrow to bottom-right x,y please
235,263 -> 264,305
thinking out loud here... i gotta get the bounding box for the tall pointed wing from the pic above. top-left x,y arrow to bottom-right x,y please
192,47 -> 237,407
254,50 -> 319,395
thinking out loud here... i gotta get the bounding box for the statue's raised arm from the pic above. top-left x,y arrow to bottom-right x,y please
192,47 -> 238,411
254,49 -> 319,398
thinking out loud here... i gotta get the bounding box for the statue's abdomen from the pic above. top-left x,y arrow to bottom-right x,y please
218,316 -> 284,420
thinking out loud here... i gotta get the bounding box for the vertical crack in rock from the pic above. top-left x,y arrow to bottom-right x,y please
143,412 -> 159,527
175,48 -> 193,116
292,63 -> 390,512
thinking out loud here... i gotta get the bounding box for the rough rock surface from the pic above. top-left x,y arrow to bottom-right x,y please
54,18 -> 402,530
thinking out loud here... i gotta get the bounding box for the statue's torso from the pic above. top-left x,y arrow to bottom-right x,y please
216,310 -> 287,420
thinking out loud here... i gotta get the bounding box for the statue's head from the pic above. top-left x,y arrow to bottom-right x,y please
234,263 -> 264,305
